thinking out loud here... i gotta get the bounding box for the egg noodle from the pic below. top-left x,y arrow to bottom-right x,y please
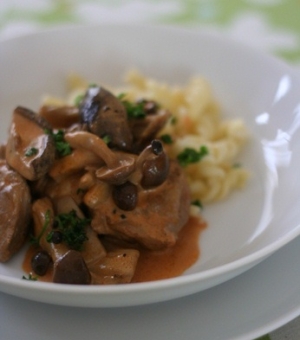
43,69 -> 249,207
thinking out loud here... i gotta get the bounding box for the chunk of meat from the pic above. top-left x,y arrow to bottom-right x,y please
5,106 -> 56,181
0,160 -> 31,262
87,160 -> 190,250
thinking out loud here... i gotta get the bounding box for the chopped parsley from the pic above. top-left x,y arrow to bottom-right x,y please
30,210 -> 51,247
22,273 -> 38,281
118,93 -> 146,119
177,146 -> 209,167
191,199 -> 203,209
160,134 -> 173,144
47,210 -> 89,251
25,147 -> 38,157
170,116 -> 177,125
74,94 -> 84,106
102,134 -> 111,144
45,129 -> 72,157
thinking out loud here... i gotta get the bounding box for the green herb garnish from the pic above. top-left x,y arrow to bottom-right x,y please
118,93 -> 146,119
102,134 -> 111,144
47,210 -> 89,251
45,129 -> 72,157
191,199 -> 203,209
25,147 -> 38,157
177,146 -> 208,167
160,134 -> 173,144
30,210 -> 51,247
74,94 -> 84,106
22,273 -> 38,281
170,116 -> 177,125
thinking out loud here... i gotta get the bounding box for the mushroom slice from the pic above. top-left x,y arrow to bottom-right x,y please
49,148 -> 103,182
39,105 -> 80,129
65,131 -> 136,185
0,160 -> 31,262
90,249 -> 140,284
32,197 -> 91,284
5,106 -> 56,181
79,86 -> 133,151
129,104 -> 171,152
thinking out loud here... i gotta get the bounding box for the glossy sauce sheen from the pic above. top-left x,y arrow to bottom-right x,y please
23,216 -> 206,283
132,216 -> 206,282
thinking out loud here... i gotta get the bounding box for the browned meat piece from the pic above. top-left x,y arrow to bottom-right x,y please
0,160 -> 31,262
86,160 -> 190,250
0,144 -> 5,159
5,106 -> 56,181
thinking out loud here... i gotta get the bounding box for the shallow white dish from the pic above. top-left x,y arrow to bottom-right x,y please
1,24 -> 300,308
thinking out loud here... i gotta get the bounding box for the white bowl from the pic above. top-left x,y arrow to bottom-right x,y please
1,24 -> 300,308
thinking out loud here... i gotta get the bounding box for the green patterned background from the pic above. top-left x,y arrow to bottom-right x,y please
1,0 -> 300,66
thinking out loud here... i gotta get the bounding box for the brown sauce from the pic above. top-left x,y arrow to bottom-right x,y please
132,216 -> 206,282
22,216 -> 206,284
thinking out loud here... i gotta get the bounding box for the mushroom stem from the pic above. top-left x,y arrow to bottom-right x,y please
65,131 -> 136,185
64,131 -> 119,168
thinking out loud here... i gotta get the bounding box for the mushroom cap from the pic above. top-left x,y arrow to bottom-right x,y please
79,86 -> 133,151
53,249 -> 91,284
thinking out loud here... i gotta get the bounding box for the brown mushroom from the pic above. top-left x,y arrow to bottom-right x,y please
129,140 -> 169,189
32,197 -> 91,284
48,148 -> 104,182
64,131 -> 136,185
5,106 -> 56,181
128,101 -> 171,152
79,86 -> 133,150
0,160 -> 31,262
112,181 -> 138,211
39,105 -> 80,129
90,248 -> 140,284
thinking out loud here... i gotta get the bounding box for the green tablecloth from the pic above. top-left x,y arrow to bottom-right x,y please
1,1 -> 300,339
